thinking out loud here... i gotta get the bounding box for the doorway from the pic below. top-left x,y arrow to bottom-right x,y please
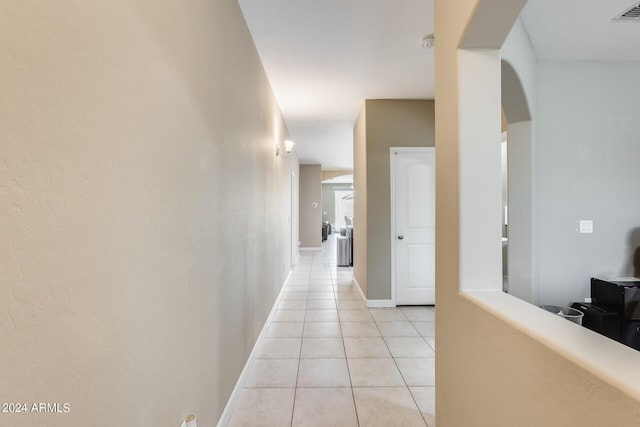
390,148 -> 436,305
501,59 -> 534,303
334,190 -> 354,230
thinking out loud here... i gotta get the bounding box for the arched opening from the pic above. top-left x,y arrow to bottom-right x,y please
501,59 -> 534,303
321,172 -> 353,231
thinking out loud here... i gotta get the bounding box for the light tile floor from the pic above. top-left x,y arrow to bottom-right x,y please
227,234 -> 436,427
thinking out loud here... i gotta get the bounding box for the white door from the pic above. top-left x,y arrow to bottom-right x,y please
391,148 -> 435,305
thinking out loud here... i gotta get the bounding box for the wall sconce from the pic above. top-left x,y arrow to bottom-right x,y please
277,139 -> 295,158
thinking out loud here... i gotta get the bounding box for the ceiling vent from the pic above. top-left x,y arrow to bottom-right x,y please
613,2 -> 640,21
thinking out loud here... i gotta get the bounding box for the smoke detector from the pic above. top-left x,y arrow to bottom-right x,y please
420,34 -> 435,49
613,2 -> 640,21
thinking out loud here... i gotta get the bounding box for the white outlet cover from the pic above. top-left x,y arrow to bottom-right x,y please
579,220 -> 593,234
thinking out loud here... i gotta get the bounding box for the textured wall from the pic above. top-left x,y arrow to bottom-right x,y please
0,0 -> 297,425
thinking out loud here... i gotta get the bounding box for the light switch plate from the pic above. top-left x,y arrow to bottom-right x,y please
579,220 -> 593,234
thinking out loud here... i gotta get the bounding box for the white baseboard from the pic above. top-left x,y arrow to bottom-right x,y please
299,246 -> 322,251
216,269 -> 292,427
366,299 -> 396,308
352,277 -> 366,302
352,277 -> 396,308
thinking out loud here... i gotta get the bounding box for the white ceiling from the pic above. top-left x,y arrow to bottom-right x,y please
521,0 -> 640,60
238,0 -> 640,170
238,0 -> 434,170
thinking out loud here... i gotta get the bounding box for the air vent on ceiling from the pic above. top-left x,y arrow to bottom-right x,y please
613,2 -> 640,21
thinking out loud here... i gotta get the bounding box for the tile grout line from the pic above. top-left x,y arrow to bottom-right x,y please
287,238 -> 362,426
289,269 -> 310,427
407,311 -> 436,427
371,309 -> 430,427
320,243 -> 361,426
227,234 -> 436,426
334,265 -> 361,427
336,282 -> 360,427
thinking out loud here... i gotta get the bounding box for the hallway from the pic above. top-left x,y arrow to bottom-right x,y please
226,234 -> 436,426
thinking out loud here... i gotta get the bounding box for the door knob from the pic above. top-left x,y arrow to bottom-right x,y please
397,235 -> 404,240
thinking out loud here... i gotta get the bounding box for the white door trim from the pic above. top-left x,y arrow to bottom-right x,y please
291,170 -> 299,266
390,147 -> 436,306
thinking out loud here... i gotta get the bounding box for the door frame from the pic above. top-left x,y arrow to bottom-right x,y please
291,170 -> 298,267
390,147 -> 436,306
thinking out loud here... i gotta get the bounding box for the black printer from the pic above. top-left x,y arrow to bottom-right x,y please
572,278 -> 640,350
591,278 -> 640,320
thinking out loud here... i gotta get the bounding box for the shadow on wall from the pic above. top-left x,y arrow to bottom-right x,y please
624,228 -> 640,277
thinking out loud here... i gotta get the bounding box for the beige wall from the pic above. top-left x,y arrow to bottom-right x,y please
0,0 -> 298,425
435,0 -> 640,425
321,170 -> 352,181
353,106 -> 368,295
439,294 -> 640,426
355,100 -> 435,300
299,165 -> 322,248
